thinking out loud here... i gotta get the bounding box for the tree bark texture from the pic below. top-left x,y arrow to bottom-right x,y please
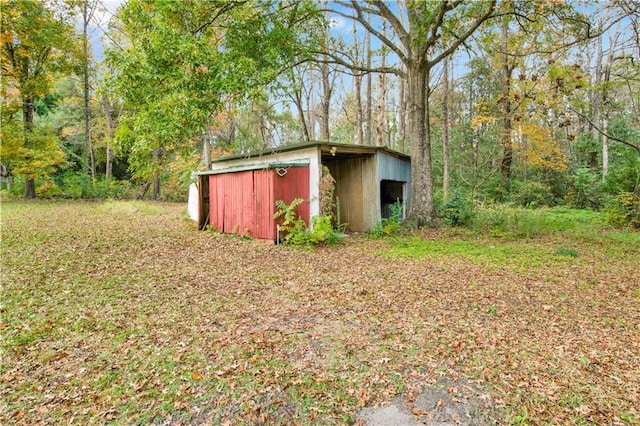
83,0 -> 95,182
320,58 -> 331,141
353,22 -> 364,145
23,96 -> 36,198
500,16 -> 513,188
398,74 -> 406,152
364,22 -> 372,145
407,62 -> 437,227
442,56 -> 450,202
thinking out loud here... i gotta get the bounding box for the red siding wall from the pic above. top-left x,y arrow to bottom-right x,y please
208,167 -> 309,241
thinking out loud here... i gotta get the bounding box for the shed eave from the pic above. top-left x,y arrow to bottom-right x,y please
195,160 -> 310,176
210,141 -> 410,165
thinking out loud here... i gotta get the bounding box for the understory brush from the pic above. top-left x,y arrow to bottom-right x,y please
371,199 -> 405,237
274,198 -> 345,246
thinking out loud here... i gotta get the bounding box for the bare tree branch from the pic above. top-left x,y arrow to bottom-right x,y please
329,1 -> 407,63
570,107 -> 640,155
310,50 -> 405,77
369,0 -> 409,48
429,0 -> 497,67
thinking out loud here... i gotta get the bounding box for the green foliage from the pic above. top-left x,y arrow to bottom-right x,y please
274,199 -> 344,246
63,174 -> 135,199
308,215 -> 344,245
0,121 -> 68,180
384,236 -> 557,269
274,198 -> 306,243
470,205 -> 606,239
565,167 -> 606,209
2,172 -> 137,200
604,191 -> 640,229
0,0 -> 78,189
465,205 -> 640,245
556,247 -> 578,257
511,180 -> 556,208
438,191 -> 474,226
371,199 -> 404,237
108,0 -> 322,178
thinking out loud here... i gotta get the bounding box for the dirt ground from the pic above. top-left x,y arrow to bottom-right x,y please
358,375 -> 496,425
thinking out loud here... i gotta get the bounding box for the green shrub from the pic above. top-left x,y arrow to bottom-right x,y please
371,199 -> 403,237
565,167 -> 606,209
274,198 -> 307,244
511,180 -> 555,208
309,215 -> 344,245
470,205 -> 542,238
604,191 -> 640,229
438,191 -> 474,226
274,199 -> 344,246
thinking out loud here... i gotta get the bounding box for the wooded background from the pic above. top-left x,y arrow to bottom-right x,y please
2,0 -> 639,226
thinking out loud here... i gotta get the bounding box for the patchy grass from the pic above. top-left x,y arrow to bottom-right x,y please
1,200 -> 639,424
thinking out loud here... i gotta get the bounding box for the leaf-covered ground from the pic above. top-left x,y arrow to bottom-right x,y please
1,201 -> 639,425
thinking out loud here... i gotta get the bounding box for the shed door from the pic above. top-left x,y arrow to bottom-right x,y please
209,167 -> 310,241
380,180 -> 406,219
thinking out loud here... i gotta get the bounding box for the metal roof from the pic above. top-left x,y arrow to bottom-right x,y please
209,141 -> 411,165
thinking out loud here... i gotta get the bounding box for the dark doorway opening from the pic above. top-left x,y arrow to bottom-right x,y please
198,175 -> 210,230
380,180 -> 405,219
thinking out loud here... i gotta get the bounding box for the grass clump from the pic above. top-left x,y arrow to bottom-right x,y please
470,205 -> 608,239
556,247 -> 578,257
383,236 -> 561,268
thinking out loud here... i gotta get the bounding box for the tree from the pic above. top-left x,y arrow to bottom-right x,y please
107,0 -> 322,190
442,56 -> 451,202
325,1 -> 497,226
80,0 -> 97,183
1,0 -> 78,197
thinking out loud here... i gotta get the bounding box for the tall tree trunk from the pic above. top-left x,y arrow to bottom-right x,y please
153,171 -> 161,200
137,180 -> 152,200
591,27 -> 603,171
376,75 -> 386,147
364,18 -> 372,145
307,78 -> 316,141
500,16 -> 513,188
376,19 -> 387,147
602,117 -> 609,177
320,57 -> 331,141
23,96 -> 36,198
398,74 -> 406,152
202,130 -> 211,169
291,83 -> 310,142
152,148 -> 161,201
601,26 -> 620,178
353,22 -> 363,145
407,62 -> 437,227
442,56 -> 450,202
101,93 -> 115,190
106,145 -> 113,186
83,0 -> 95,183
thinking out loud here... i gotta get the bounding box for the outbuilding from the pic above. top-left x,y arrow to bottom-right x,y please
193,141 -> 411,242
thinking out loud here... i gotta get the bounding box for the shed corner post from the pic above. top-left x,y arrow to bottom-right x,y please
308,147 -> 322,230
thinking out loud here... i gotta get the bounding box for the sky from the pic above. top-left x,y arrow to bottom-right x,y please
85,0 -> 124,60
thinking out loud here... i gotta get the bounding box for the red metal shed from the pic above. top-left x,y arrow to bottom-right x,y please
207,166 -> 309,241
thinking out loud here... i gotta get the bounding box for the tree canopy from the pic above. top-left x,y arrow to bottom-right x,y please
106,0 -> 323,179
1,0 -> 78,197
